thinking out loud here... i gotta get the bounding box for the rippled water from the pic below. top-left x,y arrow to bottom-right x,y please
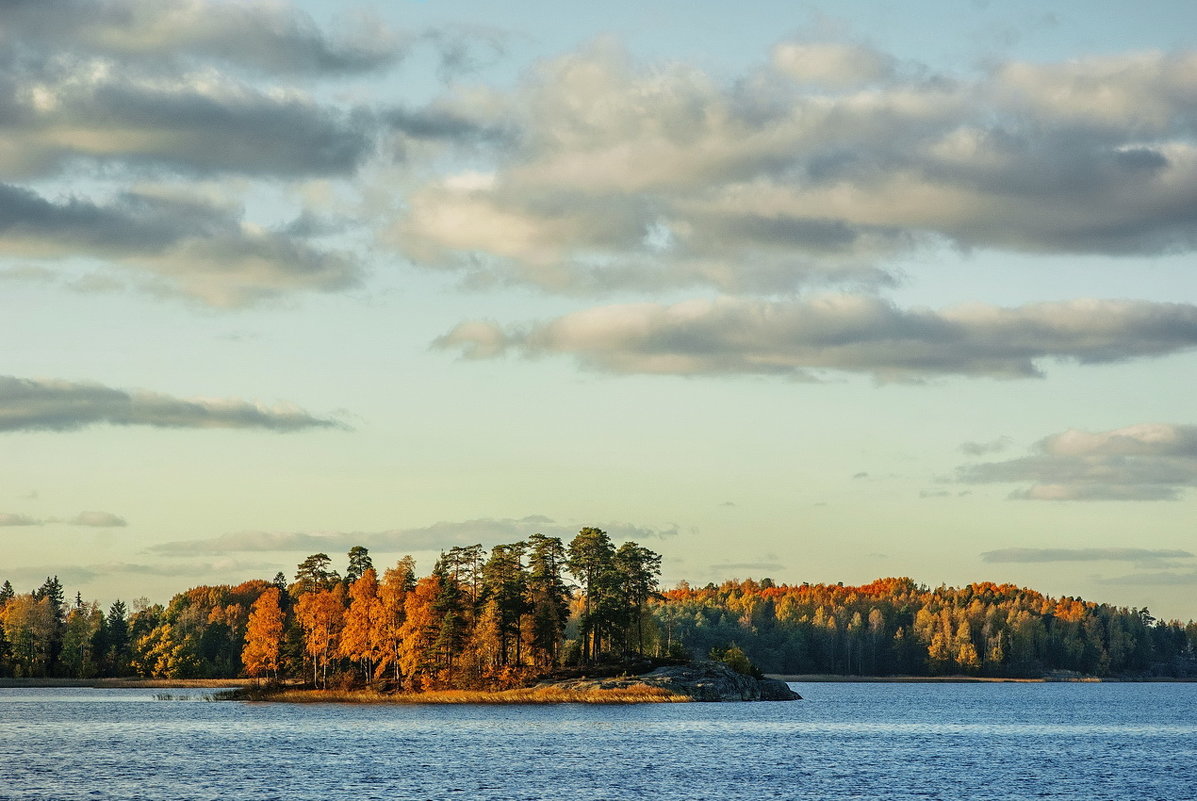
2,682 -> 1195,800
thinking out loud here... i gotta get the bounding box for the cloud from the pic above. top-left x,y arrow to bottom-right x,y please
0,65 -> 376,180
981,547 -> 1194,563
958,423 -> 1197,500
0,0 -> 405,77
0,375 -> 345,433
960,436 -> 1013,456
1096,570 -> 1197,587
386,42 -> 1197,293
771,41 -> 896,87
708,561 -> 786,574
0,513 -> 40,526
2,557 -> 275,590
69,511 -> 128,528
434,296 -> 1197,381
150,516 -> 679,555
0,184 -> 359,305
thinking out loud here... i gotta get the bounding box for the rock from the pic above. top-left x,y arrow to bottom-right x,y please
539,661 -> 801,701
758,677 -> 802,701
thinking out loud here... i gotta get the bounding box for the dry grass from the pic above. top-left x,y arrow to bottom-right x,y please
227,683 -> 689,705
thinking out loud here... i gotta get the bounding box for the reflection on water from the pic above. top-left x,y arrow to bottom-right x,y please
2,683 -> 1195,800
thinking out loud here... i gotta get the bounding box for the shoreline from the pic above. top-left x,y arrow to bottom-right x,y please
769,674 -> 1197,683
0,678 -> 248,689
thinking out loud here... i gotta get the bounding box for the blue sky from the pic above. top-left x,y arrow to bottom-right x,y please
2,0 -> 1196,620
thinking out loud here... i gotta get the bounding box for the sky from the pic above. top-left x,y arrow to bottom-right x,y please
1,0 -> 1196,620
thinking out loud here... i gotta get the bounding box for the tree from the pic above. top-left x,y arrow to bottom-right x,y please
345,546 -> 374,584
398,576 -> 441,690
295,584 -> 345,688
339,568 -> 381,680
103,600 -> 129,676
293,554 -> 340,596
33,576 -> 65,675
61,601 -> 104,678
242,587 -> 285,681
375,557 -> 416,683
1,594 -> 55,677
613,541 -> 661,657
526,534 -> 571,666
567,528 -> 616,663
481,543 -> 528,667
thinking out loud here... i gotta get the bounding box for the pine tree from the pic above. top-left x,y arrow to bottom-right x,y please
526,534 -> 571,666
345,546 -> 373,584
567,528 -> 616,663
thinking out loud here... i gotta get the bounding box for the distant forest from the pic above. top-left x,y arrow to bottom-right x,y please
2,529 -> 1195,684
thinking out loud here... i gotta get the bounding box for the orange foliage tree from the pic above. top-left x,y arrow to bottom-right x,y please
339,568 -> 382,681
242,587 -> 284,681
295,585 -> 345,688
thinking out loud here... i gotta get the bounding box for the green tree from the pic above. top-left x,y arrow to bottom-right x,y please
567,527 -> 616,663
293,553 -> 340,595
613,542 -> 662,657
345,546 -> 374,584
481,542 -> 529,667
526,534 -> 571,666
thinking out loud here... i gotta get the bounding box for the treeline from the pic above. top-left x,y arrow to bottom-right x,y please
4,547 -> 1196,683
659,577 -> 1197,678
0,528 -> 664,689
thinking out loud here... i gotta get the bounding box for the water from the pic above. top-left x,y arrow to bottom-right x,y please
1,682 -> 1194,800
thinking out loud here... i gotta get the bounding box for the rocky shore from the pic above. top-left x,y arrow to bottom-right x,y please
536,660 -> 802,701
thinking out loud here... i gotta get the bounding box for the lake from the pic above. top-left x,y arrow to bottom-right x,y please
2,682 -> 1194,800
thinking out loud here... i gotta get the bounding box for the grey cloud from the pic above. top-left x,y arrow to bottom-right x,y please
3,557 -> 273,589
0,184 -> 358,305
708,561 -> 786,574
433,296 -> 1197,381
0,75 -> 374,179
958,423 -> 1197,501
0,375 -> 345,433
0,0 -> 404,76
69,511 -> 128,528
981,547 -> 1194,563
388,43 -> 1197,292
150,517 -> 679,555
0,512 -> 40,526
961,436 -> 1013,456
1096,570 -> 1197,587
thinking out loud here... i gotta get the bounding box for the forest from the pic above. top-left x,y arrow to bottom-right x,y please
2,529 -> 1195,684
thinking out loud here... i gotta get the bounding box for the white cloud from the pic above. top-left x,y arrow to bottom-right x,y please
387,42 -> 1197,293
